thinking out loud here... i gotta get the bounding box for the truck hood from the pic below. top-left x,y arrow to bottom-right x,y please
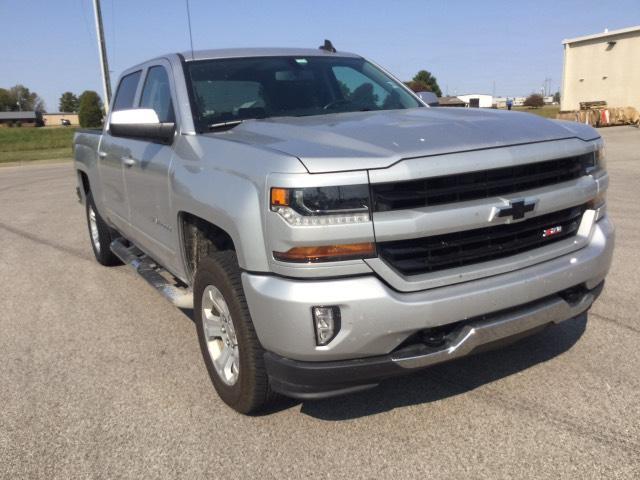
213,108 -> 599,173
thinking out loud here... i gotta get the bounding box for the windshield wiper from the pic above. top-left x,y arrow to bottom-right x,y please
207,120 -> 245,131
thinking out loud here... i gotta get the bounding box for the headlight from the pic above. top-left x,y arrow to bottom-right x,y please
270,185 -> 371,226
582,145 -> 606,174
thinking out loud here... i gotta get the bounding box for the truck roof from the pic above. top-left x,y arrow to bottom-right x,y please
179,47 -> 361,61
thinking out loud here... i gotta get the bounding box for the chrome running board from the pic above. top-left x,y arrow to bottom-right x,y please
110,238 -> 193,309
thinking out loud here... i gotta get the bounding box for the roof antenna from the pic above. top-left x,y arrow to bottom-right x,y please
319,39 -> 337,53
185,0 -> 195,60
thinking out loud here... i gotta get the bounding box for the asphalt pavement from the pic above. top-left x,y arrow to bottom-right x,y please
1,126 -> 639,479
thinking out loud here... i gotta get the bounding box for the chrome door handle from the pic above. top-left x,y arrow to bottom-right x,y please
122,156 -> 136,167
98,151 -> 107,158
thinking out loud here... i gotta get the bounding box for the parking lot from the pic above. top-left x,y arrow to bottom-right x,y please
1,126 -> 638,479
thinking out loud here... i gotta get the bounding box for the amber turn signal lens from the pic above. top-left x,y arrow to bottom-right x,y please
270,188 -> 290,207
587,190 -> 607,210
274,243 -> 375,263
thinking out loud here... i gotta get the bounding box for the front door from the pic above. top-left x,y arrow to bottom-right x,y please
123,63 -> 177,262
98,70 -> 142,226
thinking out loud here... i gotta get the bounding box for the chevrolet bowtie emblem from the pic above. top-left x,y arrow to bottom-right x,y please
496,199 -> 537,220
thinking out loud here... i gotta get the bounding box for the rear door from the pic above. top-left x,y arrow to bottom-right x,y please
98,70 -> 142,228
122,61 -> 177,261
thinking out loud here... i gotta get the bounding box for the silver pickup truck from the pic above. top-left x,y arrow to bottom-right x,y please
74,45 -> 614,414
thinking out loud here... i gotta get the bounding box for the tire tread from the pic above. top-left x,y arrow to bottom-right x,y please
195,251 -> 277,414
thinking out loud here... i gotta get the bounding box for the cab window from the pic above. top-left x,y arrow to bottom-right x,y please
139,66 -> 175,123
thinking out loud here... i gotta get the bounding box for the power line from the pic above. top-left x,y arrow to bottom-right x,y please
78,0 -> 94,41
110,0 -> 116,72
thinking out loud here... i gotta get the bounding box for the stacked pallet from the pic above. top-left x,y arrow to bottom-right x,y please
556,104 -> 640,127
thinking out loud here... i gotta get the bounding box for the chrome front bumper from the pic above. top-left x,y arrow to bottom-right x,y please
243,216 -> 614,362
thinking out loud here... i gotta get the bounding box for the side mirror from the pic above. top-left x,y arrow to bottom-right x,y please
416,91 -> 439,107
109,108 -> 176,144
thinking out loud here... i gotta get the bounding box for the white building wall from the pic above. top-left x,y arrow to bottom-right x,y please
562,26 -> 640,111
457,94 -> 494,108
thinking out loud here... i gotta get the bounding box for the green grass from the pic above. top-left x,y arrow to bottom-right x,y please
513,105 -> 560,119
0,127 -> 77,163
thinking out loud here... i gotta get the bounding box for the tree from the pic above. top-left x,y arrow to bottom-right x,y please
553,91 -> 561,104
404,80 -> 431,93
78,90 -> 104,127
13,84 -> 45,112
411,70 -> 442,97
524,93 -> 544,108
0,85 -> 45,112
0,88 -> 11,111
59,92 -> 79,113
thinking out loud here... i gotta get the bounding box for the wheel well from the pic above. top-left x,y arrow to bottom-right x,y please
180,213 -> 235,280
78,170 -> 90,194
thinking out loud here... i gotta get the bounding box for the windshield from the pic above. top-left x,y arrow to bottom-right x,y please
185,56 -> 422,130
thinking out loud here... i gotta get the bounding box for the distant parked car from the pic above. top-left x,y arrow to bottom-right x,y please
416,91 -> 439,106
61,119 -> 71,126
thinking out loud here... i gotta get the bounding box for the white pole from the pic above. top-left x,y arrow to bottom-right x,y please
92,0 -> 112,113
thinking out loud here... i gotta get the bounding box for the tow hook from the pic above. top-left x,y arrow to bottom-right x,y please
421,327 -> 448,347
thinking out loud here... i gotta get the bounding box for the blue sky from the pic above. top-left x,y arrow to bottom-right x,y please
1,0 -> 639,111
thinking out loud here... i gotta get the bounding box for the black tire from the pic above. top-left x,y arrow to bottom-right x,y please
194,251 -> 275,414
85,191 -> 122,266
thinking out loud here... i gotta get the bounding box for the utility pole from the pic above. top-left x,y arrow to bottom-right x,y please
92,0 -> 112,113
543,77 -> 552,97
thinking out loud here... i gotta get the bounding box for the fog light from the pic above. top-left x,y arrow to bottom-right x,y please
312,306 -> 341,346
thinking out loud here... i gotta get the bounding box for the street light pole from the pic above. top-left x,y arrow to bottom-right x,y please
92,0 -> 112,113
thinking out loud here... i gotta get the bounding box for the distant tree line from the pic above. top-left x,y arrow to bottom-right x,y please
0,85 -> 45,112
58,90 -> 104,128
77,91 -> 104,127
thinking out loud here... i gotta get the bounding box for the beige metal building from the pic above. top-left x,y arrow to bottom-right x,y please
561,25 -> 640,112
42,113 -> 80,126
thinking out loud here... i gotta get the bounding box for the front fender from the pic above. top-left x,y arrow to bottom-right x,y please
171,134 -> 306,273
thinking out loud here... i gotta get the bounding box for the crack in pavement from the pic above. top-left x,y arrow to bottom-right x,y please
591,312 -> 640,335
0,222 -> 90,263
431,372 -> 640,457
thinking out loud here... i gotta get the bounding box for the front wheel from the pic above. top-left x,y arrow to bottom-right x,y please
194,251 -> 275,414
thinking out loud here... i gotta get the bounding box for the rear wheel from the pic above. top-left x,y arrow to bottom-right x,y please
85,192 -> 121,266
194,251 -> 275,414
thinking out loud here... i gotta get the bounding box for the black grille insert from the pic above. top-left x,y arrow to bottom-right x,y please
372,154 -> 591,212
378,205 -> 586,275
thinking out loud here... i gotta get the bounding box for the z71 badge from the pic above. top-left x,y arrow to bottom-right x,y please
542,226 -> 563,238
